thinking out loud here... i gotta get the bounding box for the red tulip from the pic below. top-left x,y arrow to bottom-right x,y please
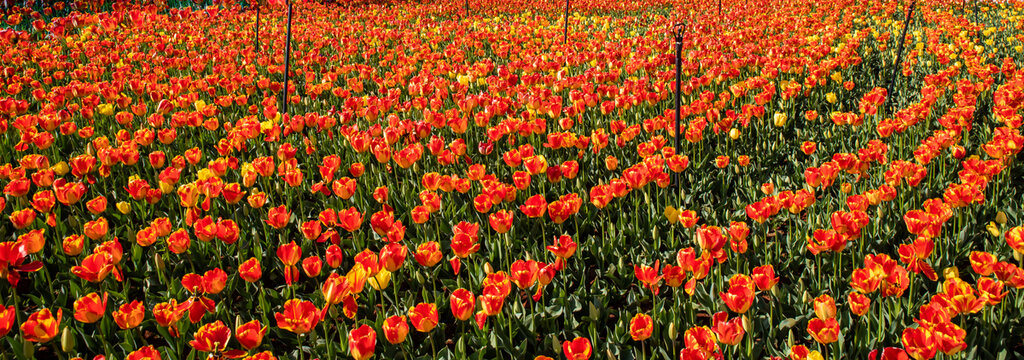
126,346 -> 163,360
751,264 -> 779,291
710,311 -> 745,346
0,304 -> 16,337
813,294 -> 836,320
408,303 -> 439,332
238,257 -> 263,283
629,313 -> 653,341
382,315 -> 409,344
265,205 -> 291,229
414,241 -> 443,267
113,300 -> 145,329
73,292 -> 108,323
189,320 -> 231,353
450,288 -> 476,321
561,337 -> 592,360
806,318 -> 839,344
848,292 -> 871,316
21,308 -> 62,342
349,324 -> 377,360
275,299 -> 321,334
235,320 -> 268,350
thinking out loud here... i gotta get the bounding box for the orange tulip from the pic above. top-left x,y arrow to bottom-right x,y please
450,288 -> 476,321
751,264 -> 779,291
21,308 -> 62,342
236,320 -> 267,350
153,300 -> 185,338
190,320 -> 231,353
382,315 -> 409,344
302,256 -> 323,278
9,208 -> 36,229
379,243 -> 407,272
238,257 -> 263,283
683,326 -> 719,356
710,311 -> 745,346
848,292 -> 871,316
265,205 -> 291,229
628,313 -> 652,341
634,260 -> 663,295
408,303 -> 439,333
113,300 -> 145,329
0,304 -> 15,337
719,276 -> 755,313
510,260 -> 539,290
561,337 -> 592,360
126,346 -> 163,360
1005,226 -> 1023,254
275,299 -> 320,334
806,318 -> 839,344
813,294 -> 836,320
901,327 -> 936,360
349,324 -> 377,360
74,292 -> 108,323
413,241 -> 442,267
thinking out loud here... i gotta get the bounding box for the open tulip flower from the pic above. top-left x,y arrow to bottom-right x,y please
0,0 -> 1024,358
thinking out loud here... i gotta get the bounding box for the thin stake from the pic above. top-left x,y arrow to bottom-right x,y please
282,1 -> 293,116
887,0 -> 915,114
254,3 -> 260,53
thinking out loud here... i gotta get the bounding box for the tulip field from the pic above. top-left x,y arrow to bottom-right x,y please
3,0 -> 1024,358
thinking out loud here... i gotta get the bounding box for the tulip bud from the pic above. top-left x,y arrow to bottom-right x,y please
23,338 -> 34,358
117,201 -> 130,214
159,181 -> 174,194
773,113 -> 788,127
840,182 -> 852,194
52,161 -> 70,175
235,315 -> 243,330
667,322 -> 678,340
987,222 -> 1001,237
729,128 -> 740,139
483,262 -> 494,274
155,252 -> 166,273
943,267 -> 959,280
742,315 -> 751,332
415,271 -> 425,284
61,326 -> 75,352
996,211 -> 1007,224
802,290 -> 812,303
589,302 -> 599,320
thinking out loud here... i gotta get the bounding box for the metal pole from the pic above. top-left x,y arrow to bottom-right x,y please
282,1 -> 293,117
672,23 -> 684,188
887,0 -> 915,114
563,0 -> 570,44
